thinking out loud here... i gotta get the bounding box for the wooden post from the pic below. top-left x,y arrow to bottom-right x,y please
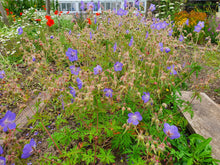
0,0 -> 10,27
46,0 -> 50,15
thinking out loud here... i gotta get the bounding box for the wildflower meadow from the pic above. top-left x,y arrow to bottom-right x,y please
0,1 -> 220,164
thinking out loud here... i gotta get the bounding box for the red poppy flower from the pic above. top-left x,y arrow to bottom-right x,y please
54,10 -> 58,15
44,8 -> 46,11
66,11 -> 70,14
42,5 -> 45,7
87,18 -> 91,25
45,15 -> 51,20
60,11 -> 63,14
13,18 -> 16,21
46,18 -> 55,27
6,11 -> 9,16
20,12 -> 22,16
59,14 -> 61,16
5,8 -> 9,11
96,13 -> 100,16
10,11 -> 13,14
35,19 -> 41,21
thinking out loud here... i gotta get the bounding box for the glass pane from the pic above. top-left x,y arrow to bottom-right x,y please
116,3 -> 121,11
101,2 -> 105,10
62,3 -> 66,11
72,3 -> 76,11
140,2 -> 145,11
111,2 -> 116,10
128,2 -> 133,9
59,4 -> 62,11
94,2 -> 98,11
67,3 -> 71,11
79,2 -> 87,11
106,2 -> 110,10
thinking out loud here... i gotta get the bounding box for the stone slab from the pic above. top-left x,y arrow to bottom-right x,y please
178,91 -> 220,161
0,91 -> 51,145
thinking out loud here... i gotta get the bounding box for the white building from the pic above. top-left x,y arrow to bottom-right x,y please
58,0 -> 147,13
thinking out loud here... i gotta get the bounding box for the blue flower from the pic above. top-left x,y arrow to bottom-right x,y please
185,19 -> 189,26
0,70 -> 5,79
103,88 -> 113,97
194,25 -> 202,33
168,29 -> 173,36
145,31 -> 149,39
129,36 -> 133,47
69,86 -> 76,97
135,0 -> 139,6
142,92 -> 150,103
128,112 -> 142,125
163,123 -> 180,139
126,30 -> 129,34
161,21 -> 169,29
32,57 -> 36,62
113,42 -> 117,52
167,64 -> 177,75
0,156 -> 6,165
0,145 -> 3,154
150,23 -> 156,29
0,110 -> 16,132
159,42 -> 163,52
165,47 -> 171,53
98,1 -> 100,10
66,48 -> 78,62
155,23 -> 162,30
149,4 -> 156,12
114,62 -> 123,71
90,32 -> 92,40
124,0 -> 127,9
18,27 -> 23,35
117,8 -> 127,16
179,35 -> 184,42
70,66 -> 81,75
197,21 -> 204,28
69,30 -> 71,35
21,139 -> 36,159
94,17 -> 97,24
94,65 -> 102,75
87,2 -> 94,10
80,1 -> 84,10
50,35 -> 54,39
76,78 -> 83,89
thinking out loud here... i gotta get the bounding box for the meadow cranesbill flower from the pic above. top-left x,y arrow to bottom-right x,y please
80,0 -> 84,10
124,0 -> 127,8
159,42 -> 163,52
0,70 -> 5,79
90,32 -> 92,39
194,25 -> 202,33
155,23 -> 162,30
76,78 -> 83,89
69,30 -> 71,35
0,110 -> 16,132
94,17 -> 97,24
179,35 -> 184,42
50,35 -> 54,39
135,0 -> 139,6
114,62 -> 123,71
185,19 -> 189,26
150,23 -> 156,29
98,1 -> 100,10
103,88 -> 113,97
126,30 -> 129,34
197,21 -> 204,28
128,112 -> 142,125
70,66 -> 81,75
142,92 -> 150,103
165,47 -> 171,53
117,8 -> 127,16
167,64 -> 177,75
32,57 -> 36,62
0,145 -> 3,154
149,4 -> 156,12
145,31 -> 149,39
113,42 -> 117,52
161,21 -> 169,29
0,157 -> 6,165
129,36 -> 133,47
69,86 -> 76,97
87,2 -> 94,10
18,27 -> 23,35
66,48 -> 78,62
94,65 -> 102,75
163,123 -> 180,139
21,138 -> 36,159
168,29 -> 173,36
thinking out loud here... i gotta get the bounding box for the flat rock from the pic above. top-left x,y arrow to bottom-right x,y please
178,91 -> 220,161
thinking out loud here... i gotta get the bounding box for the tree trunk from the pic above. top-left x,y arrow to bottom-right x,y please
0,0 -> 10,27
46,0 -> 50,15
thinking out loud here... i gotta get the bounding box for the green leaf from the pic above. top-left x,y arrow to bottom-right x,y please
97,148 -> 115,164
187,158 -> 194,165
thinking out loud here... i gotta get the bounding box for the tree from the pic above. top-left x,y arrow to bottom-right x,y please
0,0 -> 10,27
46,0 -> 50,15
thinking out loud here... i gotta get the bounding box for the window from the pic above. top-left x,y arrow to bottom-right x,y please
111,2 -> 116,10
59,3 -> 62,11
67,3 -> 71,11
62,3 -> 66,11
94,2 -> 98,11
101,2 -> 106,10
72,3 -> 76,11
106,2 -> 111,10
140,2 -> 145,11
116,2 -> 121,11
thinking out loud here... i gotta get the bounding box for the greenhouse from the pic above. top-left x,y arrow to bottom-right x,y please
57,0 -> 147,13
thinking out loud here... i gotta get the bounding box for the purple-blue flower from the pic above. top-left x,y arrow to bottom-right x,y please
18,27 -> 23,35
103,88 -> 113,97
124,0 -> 127,9
0,110 -> 16,132
167,64 -> 177,75
113,42 -> 117,52
117,8 -> 127,16
50,35 -> 54,39
69,30 -> 71,35
165,47 -> 171,53
145,31 -> 149,39
129,36 -> 133,47
0,156 -> 6,165
185,19 -> 189,26
150,23 -> 156,29
142,92 -> 150,103
163,123 -> 180,139
80,1 -> 84,10
126,30 -> 129,34
149,4 -> 156,12
94,17 -> 97,24
90,32 -> 92,40
155,23 -> 162,30
0,145 -> 3,154
194,25 -> 202,33
76,77 -> 83,89
98,1 -> 100,10
168,29 -> 173,36
32,57 -> 36,62
69,86 -> 76,97
66,48 -> 78,62
87,2 -> 94,10
128,112 -> 142,125
179,35 -> 184,42
94,65 -> 102,75
159,42 -> 163,52
197,21 -> 204,28
135,0 -> 139,6
0,70 -> 5,79
21,138 -> 36,159
114,62 -> 123,71
70,65 -> 81,75
161,21 -> 169,29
